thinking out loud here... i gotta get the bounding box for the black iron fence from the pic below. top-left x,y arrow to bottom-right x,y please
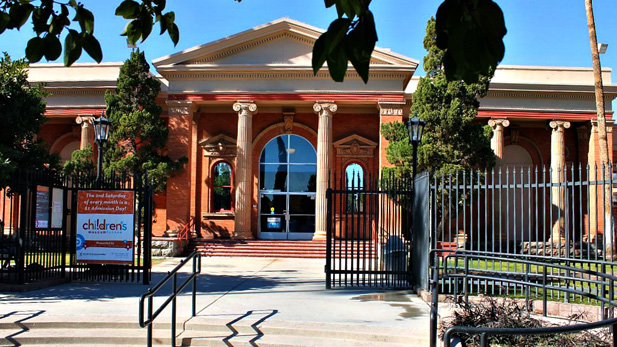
0,169 -> 153,285
326,172 -> 414,289
430,164 -> 617,299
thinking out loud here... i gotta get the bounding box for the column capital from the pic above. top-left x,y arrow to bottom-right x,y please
590,119 -> 615,133
313,101 -> 337,116
488,118 -> 510,129
166,100 -> 198,114
377,101 -> 405,116
233,101 -> 257,116
549,120 -> 571,132
75,115 -> 94,127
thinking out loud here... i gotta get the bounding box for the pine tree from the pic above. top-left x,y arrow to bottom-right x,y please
0,53 -> 59,188
103,50 -> 185,192
62,144 -> 95,176
381,18 -> 495,178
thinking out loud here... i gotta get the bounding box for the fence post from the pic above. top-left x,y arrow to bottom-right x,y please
16,171 -> 29,284
171,272 -> 177,347
143,180 -> 152,285
430,252 -> 440,347
326,186 -> 332,289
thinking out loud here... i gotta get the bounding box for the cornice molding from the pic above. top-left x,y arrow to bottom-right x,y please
158,70 -> 409,81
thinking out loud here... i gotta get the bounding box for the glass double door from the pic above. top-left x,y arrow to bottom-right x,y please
259,135 -> 316,240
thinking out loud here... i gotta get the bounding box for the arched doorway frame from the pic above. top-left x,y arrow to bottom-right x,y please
252,123 -> 318,239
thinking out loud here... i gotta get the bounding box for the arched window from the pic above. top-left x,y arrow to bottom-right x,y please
212,161 -> 232,212
345,163 -> 364,212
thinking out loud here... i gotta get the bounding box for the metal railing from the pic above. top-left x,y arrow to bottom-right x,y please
176,217 -> 195,243
139,251 -> 201,347
429,250 -> 617,347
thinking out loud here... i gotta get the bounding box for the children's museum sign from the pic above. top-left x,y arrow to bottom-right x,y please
76,190 -> 135,264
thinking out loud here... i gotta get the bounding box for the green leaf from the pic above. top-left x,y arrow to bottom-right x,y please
60,4 -> 69,18
325,18 -> 351,54
43,34 -> 62,60
158,14 -> 167,34
75,7 -> 95,34
64,29 -> 82,66
436,0 -> 506,83
0,11 -> 10,34
82,33 -> 102,63
32,7 -> 51,34
164,11 -> 175,24
121,20 -> 142,45
324,0 -> 336,8
312,33 -> 328,75
26,37 -> 45,63
140,15 -> 153,42
168,23 -> 179,46
349,0 -> 363,16
115,0 -> 140,19
327,44 -> 348,82
346,12 -> 376,84
7,3 -> 34,29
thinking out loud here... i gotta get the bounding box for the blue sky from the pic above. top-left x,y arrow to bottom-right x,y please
1,1 -> 616,79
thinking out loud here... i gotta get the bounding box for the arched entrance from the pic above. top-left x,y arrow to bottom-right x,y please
258,134 -> 317,240
497,145 -> 535,242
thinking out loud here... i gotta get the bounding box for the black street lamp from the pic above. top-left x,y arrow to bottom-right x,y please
406,115 -> 426,180
92,112 -> 111,183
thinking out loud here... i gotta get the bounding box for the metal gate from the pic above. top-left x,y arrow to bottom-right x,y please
325,173 -> 414,289
0,169 -> 152,286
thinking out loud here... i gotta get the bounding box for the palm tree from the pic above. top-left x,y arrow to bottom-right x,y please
585,0 -> 613,259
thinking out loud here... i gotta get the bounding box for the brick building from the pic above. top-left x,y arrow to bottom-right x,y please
27,18 -> 617,241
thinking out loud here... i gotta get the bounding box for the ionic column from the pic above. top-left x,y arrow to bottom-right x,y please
488,118 -> 510,160
75,116 -> 94,150
549,120 -> 570,242
233,101 -> 257,239
313,101 -> 337,240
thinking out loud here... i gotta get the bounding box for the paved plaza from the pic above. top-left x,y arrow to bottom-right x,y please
0,257 -> 432,346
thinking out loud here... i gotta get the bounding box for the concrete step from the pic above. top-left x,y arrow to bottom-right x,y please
191,240 -> 378,259
0,316 -> 426,346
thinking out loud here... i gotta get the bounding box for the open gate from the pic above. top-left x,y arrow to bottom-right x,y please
0,169 -> 152,286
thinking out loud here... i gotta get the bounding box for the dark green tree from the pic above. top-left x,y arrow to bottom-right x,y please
381,18 -> 495,178
0,52 -> 58,188
62,144 -> 95,176
103,49 -> 184,192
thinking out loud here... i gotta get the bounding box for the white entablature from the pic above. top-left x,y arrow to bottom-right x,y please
153,18 -> 418,95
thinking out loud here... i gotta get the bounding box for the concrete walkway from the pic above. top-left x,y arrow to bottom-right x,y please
0,257 -> 432,345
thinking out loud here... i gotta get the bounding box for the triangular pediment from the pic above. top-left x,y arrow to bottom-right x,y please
199,134 -> 237,157
153,18 -> 417,69
334,134 -> 378,148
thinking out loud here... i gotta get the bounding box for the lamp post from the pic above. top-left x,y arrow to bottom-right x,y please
92,112 -> 111,183
406,115 -> 426,181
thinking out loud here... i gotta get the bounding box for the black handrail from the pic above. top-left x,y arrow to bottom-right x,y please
431,250 -> 617,347
139,251 -> 201,347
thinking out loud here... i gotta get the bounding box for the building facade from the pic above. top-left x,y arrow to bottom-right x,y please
28,18 -> 617,241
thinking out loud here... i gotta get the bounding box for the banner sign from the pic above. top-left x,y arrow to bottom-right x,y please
76,190 -> 135,264
35,186 -> 50,228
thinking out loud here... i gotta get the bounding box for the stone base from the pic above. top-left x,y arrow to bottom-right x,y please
312,230 -> 327,240
520,241 -> 597,258
233,230 -> 254,240
151,238 -> 188,257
